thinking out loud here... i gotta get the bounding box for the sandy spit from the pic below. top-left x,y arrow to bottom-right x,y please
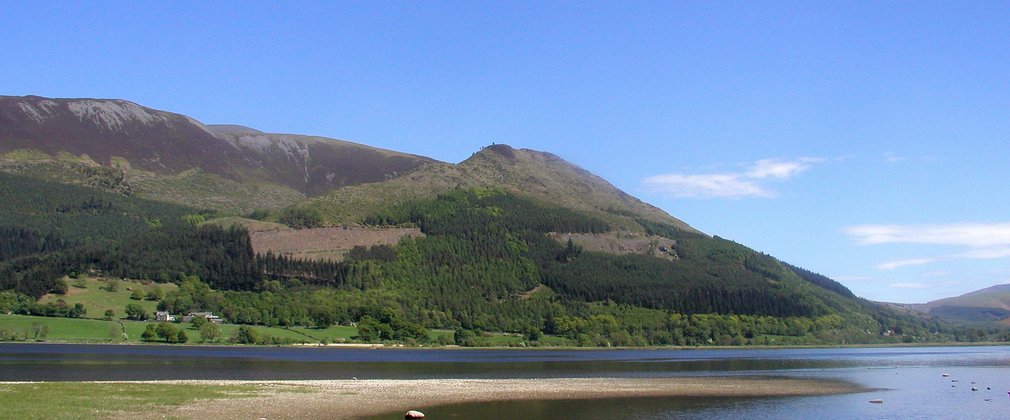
147,377 -> 865,419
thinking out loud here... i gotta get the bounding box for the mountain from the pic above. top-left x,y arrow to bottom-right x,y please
1,94 -> 985,346
909,284 -> 1010,325
0,96 -> 435,213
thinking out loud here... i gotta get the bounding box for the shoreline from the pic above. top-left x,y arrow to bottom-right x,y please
3,338 -> 1009,350
146,377 -> 868,419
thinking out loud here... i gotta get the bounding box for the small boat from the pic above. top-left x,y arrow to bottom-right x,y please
869,399 -> 883,404
942,373 -> 950,377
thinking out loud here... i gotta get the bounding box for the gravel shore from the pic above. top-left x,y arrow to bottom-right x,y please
155,376 -> 865,419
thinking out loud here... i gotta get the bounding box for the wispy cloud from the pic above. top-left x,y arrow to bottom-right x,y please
956,248 -> 1010,260
845,222 -> 1010,272
890,282 -> 930,289
877,258 -> 936,270
643,158 -> 822,199
883,152 -> 907,163
641,173 -> 768,198
843,223 -> 1010,248
832,275 -> 872,282
746,158 -> 822,179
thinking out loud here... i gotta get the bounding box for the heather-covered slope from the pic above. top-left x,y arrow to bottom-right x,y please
0,96 -> 256,178
208,125 -> 437,196
0,96 -> 436,213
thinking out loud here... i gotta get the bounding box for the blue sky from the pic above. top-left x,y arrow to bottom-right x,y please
2,2 -> 1008,303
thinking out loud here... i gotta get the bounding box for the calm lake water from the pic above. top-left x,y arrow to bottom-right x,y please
2,343 -> 1009,418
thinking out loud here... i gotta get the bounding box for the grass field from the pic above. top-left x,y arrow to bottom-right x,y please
0,314 -> 332,345
40,277 -> 178,321
0,382 -> 267,419
0,314 -> 138,342
286,324 -> 360,343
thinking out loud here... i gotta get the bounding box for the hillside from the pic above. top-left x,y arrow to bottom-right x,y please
306,144 -> 697,232
910,284 -> 1010,325
3,180 -> 961,346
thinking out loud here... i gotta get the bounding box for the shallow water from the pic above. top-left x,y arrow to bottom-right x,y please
2,344 -> 1009,418
403,367 -> 1010,419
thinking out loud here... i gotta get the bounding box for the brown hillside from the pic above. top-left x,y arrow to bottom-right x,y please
250,226 -> 424,262
0,96 -> 258,180
208,127 -> 438,196
0,96 -> 438,213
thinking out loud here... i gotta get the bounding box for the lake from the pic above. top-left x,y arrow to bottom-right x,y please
2,343 -> 1008,418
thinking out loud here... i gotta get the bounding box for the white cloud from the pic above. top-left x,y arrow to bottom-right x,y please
843,223 -> 1010,248
883,152 -> 907,163
848,223 -> 1010,272
642,173 -> 768,198
644,157 -> 822,199
890,282 -> 930,289
832,275 -> 872,282
746,157 -> 823,179
956,247 -> 1010,259
877,258 -> 936,270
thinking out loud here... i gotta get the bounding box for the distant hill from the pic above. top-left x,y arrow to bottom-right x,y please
909,284 -> 1010,325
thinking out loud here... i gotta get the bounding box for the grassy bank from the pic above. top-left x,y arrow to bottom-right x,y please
0,382 -> 268,419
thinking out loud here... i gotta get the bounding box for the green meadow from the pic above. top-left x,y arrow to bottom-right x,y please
39,277 -> 177,322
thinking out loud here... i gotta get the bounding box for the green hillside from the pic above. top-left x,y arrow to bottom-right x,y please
0,171 -> 202,245
1,172 -> 996,346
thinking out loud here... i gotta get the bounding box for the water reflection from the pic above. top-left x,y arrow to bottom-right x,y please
1,344 -> 1008,381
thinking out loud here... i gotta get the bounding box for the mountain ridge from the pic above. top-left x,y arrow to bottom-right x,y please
0,95 -> 694,232
0,95 -> 437,213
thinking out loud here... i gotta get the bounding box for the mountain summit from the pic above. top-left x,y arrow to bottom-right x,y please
302,142 -> 695,231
